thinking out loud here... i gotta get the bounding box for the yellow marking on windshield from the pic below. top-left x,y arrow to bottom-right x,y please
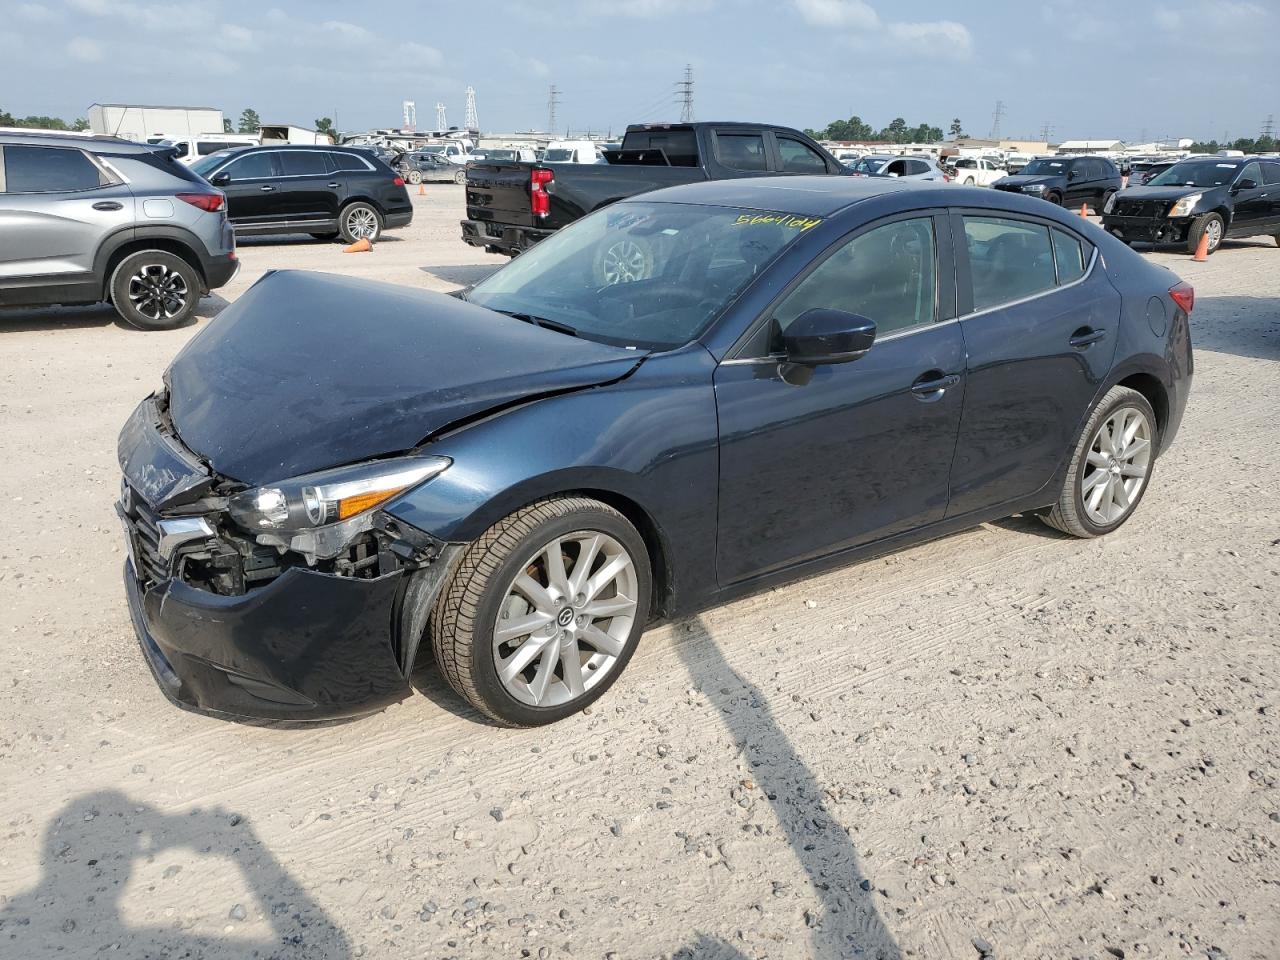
733,213 -> 823,231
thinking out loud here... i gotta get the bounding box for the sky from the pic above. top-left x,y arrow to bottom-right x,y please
1,0 -> 1277,144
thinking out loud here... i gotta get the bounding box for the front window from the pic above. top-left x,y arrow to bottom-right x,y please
776,137 -> 827,173
1147,160 -> 1241,188
191,151 -> 235,177
467,201 -> 819,350
1020,159 -> 1066,176
852,157 -> 885,175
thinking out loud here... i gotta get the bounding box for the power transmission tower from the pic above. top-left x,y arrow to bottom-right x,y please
677,64 -> 694,123
402,100 -> 416,132
435,102 -> 447,131
1263,115 -> 1275,139
464,86 -> 479,132
1039,120 -> 1052,142
547,85 -> 561,135
988,100 -> 1006,141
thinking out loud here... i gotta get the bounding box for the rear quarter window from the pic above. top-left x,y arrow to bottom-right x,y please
330,152 -> 373,173
1263,163 -> 1280,185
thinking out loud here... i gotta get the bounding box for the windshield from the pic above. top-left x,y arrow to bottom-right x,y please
1147,160 -> 1241,187
485,149 -> 517,160
544,148 -> 574,161
191,151 -> 235,176
468,202 -> 819,350
1020,159 -> 1066,176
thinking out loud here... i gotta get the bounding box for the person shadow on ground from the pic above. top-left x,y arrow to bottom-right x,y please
674,618 -> 903,960
0,789 -> 351,959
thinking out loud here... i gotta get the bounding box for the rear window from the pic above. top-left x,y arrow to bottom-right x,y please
620,129 -> 699,167
330,152 -> 373,172
1,145 -> 106,192
198,140 -> 253,155
279,151 -> 331,176
964,216 -> 1057,312
544,149 -> 575,162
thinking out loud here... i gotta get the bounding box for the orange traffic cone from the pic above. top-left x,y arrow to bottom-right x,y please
1191,230 -> 1210,262
343,237 -> 372,253
1079,203 -> 1089,218
417,182 -> 426,196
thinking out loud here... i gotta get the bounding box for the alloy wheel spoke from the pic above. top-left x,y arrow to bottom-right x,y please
1121,462 -> 1146,479
513,573 -> 556,615
583,595 -> 633,620
528,642 -> 559,704
500,635 -> 553,683
560,647 -> 586,698
1088,475 -> 1111,512
495,610 -> 554,645
1087,450 -> 1110,468
585,553 -> 629,601
1113,479 -> 1131,513
543,538 -> 571,597
580,624 -> 623,657
568,534 -> 602,597
1121,437 -> 1149,462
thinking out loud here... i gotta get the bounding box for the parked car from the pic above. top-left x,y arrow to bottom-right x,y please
1005,153 -> 1035,174
461,121 -> 848,257
993,155 -> 1121,212
479,147 -> 538,163
399,151 -> 465,185
949,156 -> 1005,186
117,176 -> 1192,725
849,155 -> 949,181
162,134 -> 259,165
1127,160 -> 1177,186
416,141 -> 478,165
190,144 -> 412,243
542,140 -> 603,164
0,131 -> 237,329
1101,156 -> 1280,254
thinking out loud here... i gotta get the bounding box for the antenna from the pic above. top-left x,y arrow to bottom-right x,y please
402,100 -> 416,132
547,85 -> 561,135
464,86 -> 479,132
988,100 -> 1006,141
677,64 -> 694,123
435,102 -> 447,131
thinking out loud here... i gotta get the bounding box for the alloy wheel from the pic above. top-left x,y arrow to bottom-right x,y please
1206,217 -> 1223,252
492,531 -> 639,707
346,208 -> 378,240
1080,406 -> 1152,526
599,240 -> 650,285
127,264 -> 189,322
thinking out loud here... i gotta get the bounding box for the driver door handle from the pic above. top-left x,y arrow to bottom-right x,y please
259,184 -> 275,192
327,182 -> 341,188
910,371 -> 960,401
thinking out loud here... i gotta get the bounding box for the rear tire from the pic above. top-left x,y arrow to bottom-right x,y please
964,177 -> 975,185
1041,386 -> 1158,538
109,250 -> 201,331
1187,212 -> 1224,255
338,202 -> 382,244
1097,190 -> 1116,216
429,497 -> 652,727
453,168 -> 466,185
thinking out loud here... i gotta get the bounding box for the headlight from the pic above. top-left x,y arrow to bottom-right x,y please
228,456 -> 450,559
1168,193 -> 1202,217
1022,183 -> 1045,193
1104,191 -> 1118,214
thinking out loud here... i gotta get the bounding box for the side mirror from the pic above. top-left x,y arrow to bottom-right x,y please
1067,169 -> 1080,180
210,171 -> 231,187
781,309 -> 876,366
1233,178 -> 1257,192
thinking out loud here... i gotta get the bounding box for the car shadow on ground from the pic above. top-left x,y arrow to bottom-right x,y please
0,790 -> 352,959
0,294 -> 231,335
235,234 -> 406,247
672,617 -> 903,960
1187,295 -> 1280,361
417,264 -> 502,288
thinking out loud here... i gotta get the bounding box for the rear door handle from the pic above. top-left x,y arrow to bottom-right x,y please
259,184 -> 275,192
1069,328 -> 1107,348
910,372 -> 960,401
327,182 -> 341,188
92,201 -> 123,211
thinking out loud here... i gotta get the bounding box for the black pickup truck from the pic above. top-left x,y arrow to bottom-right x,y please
460,121 -> 848,256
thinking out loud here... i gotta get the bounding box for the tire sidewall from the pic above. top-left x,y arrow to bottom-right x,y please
339,202 -> 382,243
109,251 -> 200,330
467,509 -> 652,726
1068,390 -> 1158,537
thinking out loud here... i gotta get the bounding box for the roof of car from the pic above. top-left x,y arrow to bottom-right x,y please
0,131 -> 157,152
635,175 -> 931,216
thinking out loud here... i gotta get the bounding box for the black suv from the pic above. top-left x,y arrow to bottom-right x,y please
993,156 -> 1122,212
191,145 -> 412,243
1102,156 -> 1280,255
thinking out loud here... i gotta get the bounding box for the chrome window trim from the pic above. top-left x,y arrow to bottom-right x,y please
209,148 -> 375,181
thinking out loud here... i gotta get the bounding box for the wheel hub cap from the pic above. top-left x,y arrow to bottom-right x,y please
127,264 -> 188,321
1081,406 -> 1152,526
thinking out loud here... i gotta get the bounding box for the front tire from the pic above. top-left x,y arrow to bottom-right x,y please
338,202 -> 382,244
407,169 -> 423,185
1043,191 -> 1062,206
964,177 -> 975,185
1187,212 -> 1224,255
1041,386 -> 1157,538
430,497 -> 652,726
453,168 -> 466,185
109,250 -> 201,331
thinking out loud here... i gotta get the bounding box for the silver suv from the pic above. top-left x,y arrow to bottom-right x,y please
0,132 -> 238,330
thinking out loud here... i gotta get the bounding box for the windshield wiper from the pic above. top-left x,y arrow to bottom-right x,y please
493,309 -> 579,338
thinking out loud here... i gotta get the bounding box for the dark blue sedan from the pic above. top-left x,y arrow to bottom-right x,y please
117,177 -> 1193,726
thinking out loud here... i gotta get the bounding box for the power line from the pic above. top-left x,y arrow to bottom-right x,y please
677,64 -> 694,123
547,85 -> 561,135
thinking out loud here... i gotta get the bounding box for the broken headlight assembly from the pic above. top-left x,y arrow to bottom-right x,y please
1167,193 -> 1202,218
227,456 -> 451,562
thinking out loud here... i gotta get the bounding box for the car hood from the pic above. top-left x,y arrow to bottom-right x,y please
1114,184 -> 1217,202
993,174 -> 1059,187
166,270 -> 646,485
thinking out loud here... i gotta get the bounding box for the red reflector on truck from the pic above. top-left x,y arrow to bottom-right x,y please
531,168 -> 553,219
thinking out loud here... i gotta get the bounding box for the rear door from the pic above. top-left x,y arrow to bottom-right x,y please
217,151 -> 282,227
0,143 -> 135,289
276,150 -> 340,224
948,212 -> 1119,516
1262,162 -> 1280,228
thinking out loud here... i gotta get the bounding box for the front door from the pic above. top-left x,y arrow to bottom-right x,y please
1228,161 -> 1270,236
948,212 -> 1120,517
714,212 -> 966,585
217,151 -> 283,228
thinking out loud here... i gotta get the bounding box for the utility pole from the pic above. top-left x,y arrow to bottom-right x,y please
435,102 -> 447,131
464,86 -> 479,132
547,85 -> 561,135
988,100 -> 1006,141
677,64 -> 694,123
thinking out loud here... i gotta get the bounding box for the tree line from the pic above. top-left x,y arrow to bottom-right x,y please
1187,135 -> 1277,155
0,107 -> 89,131
804,115 -> 955,144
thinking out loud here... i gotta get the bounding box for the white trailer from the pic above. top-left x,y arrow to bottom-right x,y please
87,103 -> 223,144
259,124 -> 334,145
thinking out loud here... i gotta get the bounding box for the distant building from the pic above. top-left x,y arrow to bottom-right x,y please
1057,139 -> 1126,154
87,103 -> 223,143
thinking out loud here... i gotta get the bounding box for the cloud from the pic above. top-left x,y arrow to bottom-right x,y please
793,0 -> 879,29
15,3 -> 63,21
215,23 -> 257,51
582,0 -> 713,16
1152,9 -> 1182,29
398,41 -> 444,68
320,20 -> 373,42
886,19 -> 973,58
66,36 -> 103,61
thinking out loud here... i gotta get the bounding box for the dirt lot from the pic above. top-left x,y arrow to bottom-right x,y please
1,188 -> 1277,960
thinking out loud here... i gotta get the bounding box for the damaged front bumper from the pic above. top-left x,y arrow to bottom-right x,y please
117,395 -> 464,721
1100,214 -> 1194,245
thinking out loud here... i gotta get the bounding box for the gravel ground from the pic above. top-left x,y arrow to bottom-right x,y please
1,188 -> 1277,960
